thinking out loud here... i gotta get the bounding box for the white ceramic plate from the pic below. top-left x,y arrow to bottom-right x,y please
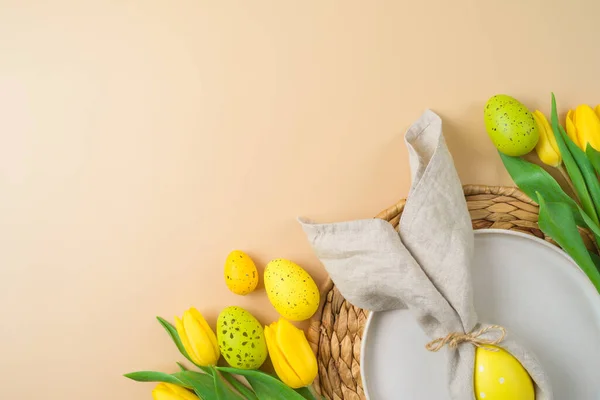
361,229 -> 600,399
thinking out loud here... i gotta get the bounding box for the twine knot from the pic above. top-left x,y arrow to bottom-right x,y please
425,325 -> 507,352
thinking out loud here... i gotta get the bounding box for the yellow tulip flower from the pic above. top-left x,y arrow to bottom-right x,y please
264,318 -> 318,389
565,109 -> 580,147
152,383 -> 199,400
532,110 -> 561,167
566,104 -> 600,151
175,307 -> 220,366
596,105 -> 600,120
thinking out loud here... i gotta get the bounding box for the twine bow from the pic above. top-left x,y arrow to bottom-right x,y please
425,325 -> 507,352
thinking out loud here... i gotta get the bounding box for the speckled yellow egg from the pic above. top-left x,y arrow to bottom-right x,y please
264,258 -> 319,321
474,346 -> 534,400
484,94 -> 539,156
224,250 -> 259,295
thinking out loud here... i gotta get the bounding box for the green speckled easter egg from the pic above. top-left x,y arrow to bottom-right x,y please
484,94 -> 539,156
217,306 -> 267,369
264,258 -> 319,321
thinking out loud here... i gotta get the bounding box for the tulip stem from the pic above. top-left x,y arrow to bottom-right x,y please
558,164 -> 579,201
308,384 -> 320,400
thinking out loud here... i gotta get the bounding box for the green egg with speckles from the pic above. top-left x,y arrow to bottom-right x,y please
264,258 -> 320,321
217,306 -> 267,370
484,94 -> 539,156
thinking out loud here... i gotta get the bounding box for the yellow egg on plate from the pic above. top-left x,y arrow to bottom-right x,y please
474,346 -> 534,400
224,250 -> 259,295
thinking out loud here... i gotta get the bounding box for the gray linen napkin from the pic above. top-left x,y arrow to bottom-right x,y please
299,110 -> 552,399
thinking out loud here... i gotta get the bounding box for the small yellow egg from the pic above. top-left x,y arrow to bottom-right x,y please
224,250 -> 259,295
474,346 -> 534,400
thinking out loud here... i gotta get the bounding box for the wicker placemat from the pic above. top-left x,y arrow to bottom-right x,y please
306,184 -> 595,400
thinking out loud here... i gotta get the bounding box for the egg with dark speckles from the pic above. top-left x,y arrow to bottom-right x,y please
484,94 -> 539,156
264,258 -> 319,321
224,250 -> 259,295
217,306 -> 267,369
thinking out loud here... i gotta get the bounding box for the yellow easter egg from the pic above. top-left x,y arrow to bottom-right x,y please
224,250 -> 259,295
474,346 -> 534,400
264,258 -> 319,321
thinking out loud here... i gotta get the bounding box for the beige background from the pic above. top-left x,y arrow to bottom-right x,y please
1,1 -> 599,399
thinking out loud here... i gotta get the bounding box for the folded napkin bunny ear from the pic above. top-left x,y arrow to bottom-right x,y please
298,216 -> 461,331
300,110 -> 553,400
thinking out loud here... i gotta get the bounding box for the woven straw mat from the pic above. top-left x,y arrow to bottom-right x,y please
306,184 -> 596,400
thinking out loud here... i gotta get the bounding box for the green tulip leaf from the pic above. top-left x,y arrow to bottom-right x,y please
255,369 -> 320,400
498,152 -> 584,226
172,371 -> 218,399
220,371 -> 258,400
550,93 -> 599,224
295,386 -> 319,400
564,192 -> 600,257
576,199 -> 600,240
156,317 -> 212,374
156,317 -> 192,360
210,367 -> 246,399
123,371 -> 187,387
586,146 -> 600,177
537,193 -> 600,292
590,251 -> 600,272
177,362 -> 188,372
217,367 -> 306,400
557,125 -> 600,226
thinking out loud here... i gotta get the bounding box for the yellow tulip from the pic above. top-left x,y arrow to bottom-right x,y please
175,307 -> 220,366
595,105 -> 600,120
566,104 -> 600,151
565,110 -> 580,147
532,110 -> 561,167
152,383 -> 199,400
264,318 -> 318,389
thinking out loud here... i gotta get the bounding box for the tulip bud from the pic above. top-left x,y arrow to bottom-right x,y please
566,109 -> 580,148
152,383 -> 199,400
175,308 -> 220,366
566,105 -> 600,151
264,318 -> 318,389
533,110 -> 561,167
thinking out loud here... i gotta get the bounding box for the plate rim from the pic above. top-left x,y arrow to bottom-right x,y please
359,228 -> 599,400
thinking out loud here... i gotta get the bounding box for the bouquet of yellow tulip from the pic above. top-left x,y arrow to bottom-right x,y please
125,308 -> 321,400
125,251 -> 323,399
485,93 -> 600,293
